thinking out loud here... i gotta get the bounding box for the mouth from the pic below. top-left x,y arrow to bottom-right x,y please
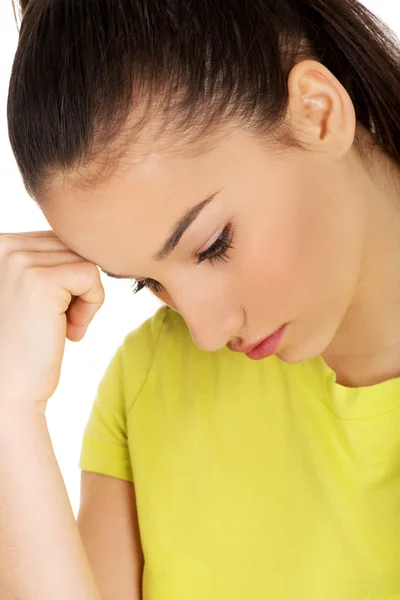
234,324 -> 287,360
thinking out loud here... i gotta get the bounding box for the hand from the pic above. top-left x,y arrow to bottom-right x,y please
0,231 -> 105,413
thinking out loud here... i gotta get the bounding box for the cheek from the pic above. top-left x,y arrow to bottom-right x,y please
239,208 -> 303,301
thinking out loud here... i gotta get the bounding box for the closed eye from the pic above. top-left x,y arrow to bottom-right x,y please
131,222 -> 235,294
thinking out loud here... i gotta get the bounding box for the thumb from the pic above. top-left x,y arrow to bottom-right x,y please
66,295 -> 97,326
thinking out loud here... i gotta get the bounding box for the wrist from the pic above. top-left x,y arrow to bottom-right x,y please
0,407 -> 47,440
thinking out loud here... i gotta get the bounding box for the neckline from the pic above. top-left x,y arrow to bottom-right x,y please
296,355 -> 400,421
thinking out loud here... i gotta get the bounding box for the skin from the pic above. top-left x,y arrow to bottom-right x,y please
42,59 -> 400,388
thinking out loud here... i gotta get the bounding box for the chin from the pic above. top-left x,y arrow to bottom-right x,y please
276,334 -> 329,365
275,346 -> 305,364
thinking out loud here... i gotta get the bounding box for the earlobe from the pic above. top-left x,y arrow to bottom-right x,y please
287,59 -> 356,158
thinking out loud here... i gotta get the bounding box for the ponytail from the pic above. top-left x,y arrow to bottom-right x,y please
12,0 -> 29,23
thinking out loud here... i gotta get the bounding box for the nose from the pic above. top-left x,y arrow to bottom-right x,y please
160,272 -> 245,352
187,313 -> 242,352
169,297 -> 244,353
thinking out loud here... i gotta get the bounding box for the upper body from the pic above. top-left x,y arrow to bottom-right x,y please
79,304 -> 400,599
7,0 -> 400,598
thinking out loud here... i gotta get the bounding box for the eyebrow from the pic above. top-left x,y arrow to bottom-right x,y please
100,189 -> 222,280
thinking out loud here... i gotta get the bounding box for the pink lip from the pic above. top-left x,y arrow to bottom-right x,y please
242,324 -> 287,360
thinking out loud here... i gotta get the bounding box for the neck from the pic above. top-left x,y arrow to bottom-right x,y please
322,148 -> 400,388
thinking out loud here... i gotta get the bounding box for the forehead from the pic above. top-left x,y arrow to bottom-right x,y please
41,128 -> 279,276
42,161 -> 182,273
42,137 -> 230,275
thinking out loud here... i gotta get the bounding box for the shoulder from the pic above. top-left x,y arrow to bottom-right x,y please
96,306 -> 176,390
119,306 -> 196,405
122,305 -> 190,359
121,304 -> 214,375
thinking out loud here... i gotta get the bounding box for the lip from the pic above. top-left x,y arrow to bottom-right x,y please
240,324 -> 287,360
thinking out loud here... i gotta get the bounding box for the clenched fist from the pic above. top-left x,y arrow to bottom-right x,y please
0,231 -> 105,414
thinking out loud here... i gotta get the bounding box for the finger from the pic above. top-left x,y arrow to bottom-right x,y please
0,237 -> 80,257
15,250 -> 92,269
66,295 -> 100,329
50,262 -> 105,326
0,230 -> 58,237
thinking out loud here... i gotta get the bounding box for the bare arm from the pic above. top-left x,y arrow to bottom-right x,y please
77,472 -> 143,600
0,411 -> 103,600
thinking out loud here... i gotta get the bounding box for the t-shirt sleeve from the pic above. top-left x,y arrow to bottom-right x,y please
78,305 -> 169,483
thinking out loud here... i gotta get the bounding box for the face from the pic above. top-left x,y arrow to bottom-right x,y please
42,61 -> 367,363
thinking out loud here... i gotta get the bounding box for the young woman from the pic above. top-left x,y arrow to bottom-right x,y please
2,0 -> 400,598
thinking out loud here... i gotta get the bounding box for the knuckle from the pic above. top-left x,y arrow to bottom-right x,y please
98,288 -> 106,307
23,266 -> 49,292
82,261 -> 104,288
7,250 -> 32,271
85,260 -> 99,275
80,260 -> 97,274
0,234 -> 18,257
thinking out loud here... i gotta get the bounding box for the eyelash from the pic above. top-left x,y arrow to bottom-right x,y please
130,223 -> 235,295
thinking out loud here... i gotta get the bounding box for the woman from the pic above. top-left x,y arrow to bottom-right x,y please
2,0 -> 400,598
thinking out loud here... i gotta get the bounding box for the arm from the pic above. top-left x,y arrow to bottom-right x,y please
0,410 -> 103,600
77,472 -> 143,600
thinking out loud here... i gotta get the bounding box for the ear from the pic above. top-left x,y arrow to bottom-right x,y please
287,59 -> 356,159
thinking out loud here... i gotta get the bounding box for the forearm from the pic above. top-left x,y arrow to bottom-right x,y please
0,410 -> 103,600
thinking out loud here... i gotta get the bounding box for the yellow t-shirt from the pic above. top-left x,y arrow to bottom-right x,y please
79,305 -> 400,599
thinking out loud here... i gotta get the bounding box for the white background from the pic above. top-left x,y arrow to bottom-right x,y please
0,1 -> 399,517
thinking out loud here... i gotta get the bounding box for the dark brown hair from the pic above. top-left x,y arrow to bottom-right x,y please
8,0 -> 400,202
